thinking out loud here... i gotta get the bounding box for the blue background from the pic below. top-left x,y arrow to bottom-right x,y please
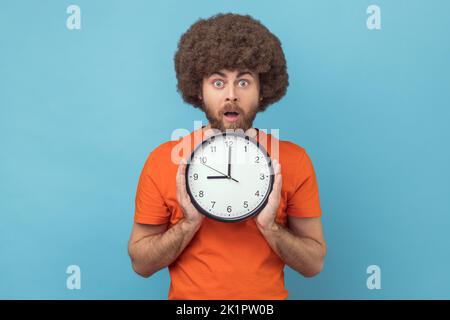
1,0 -> 449,299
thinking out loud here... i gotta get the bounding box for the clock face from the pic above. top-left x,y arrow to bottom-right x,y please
186,132 -> 274,222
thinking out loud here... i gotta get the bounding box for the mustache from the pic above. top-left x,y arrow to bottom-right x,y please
220,103 -> 244,115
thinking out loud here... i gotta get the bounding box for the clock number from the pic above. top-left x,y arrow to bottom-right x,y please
211,146 -> 216,152
255,190 -> 260,197
200,156 -> 207,164
199,191 -> 204,197
244,145 -> 247,152
227,206 -> 232,213
193,173 -> 198,180
243,201 -> 248,208
211,201 -> 216,208
260,173 -> 265,180
225,140 -> 233,147
255,156 -> 260,163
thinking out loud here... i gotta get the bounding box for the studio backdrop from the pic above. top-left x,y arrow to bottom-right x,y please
1,0 -> 449,299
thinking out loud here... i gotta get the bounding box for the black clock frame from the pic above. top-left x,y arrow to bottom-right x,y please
185,131 -> 275,223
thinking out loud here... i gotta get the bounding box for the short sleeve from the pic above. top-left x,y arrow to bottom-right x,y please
286,150 -> 322,218
134,152 -> 171,225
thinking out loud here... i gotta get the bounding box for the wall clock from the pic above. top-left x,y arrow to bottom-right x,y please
186,131 -> 274,222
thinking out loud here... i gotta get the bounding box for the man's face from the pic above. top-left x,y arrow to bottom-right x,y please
199,69 -> 261,132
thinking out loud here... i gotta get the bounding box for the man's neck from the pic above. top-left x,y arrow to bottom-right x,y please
200,123 -> 259,138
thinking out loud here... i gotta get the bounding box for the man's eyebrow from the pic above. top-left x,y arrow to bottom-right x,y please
236,71 -> 254,78
209,71 -> 227,78
208,70 -> 255,78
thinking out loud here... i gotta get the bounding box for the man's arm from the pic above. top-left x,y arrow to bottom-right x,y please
128,157 -> 205,278
254,158 -> 326,277
257,216 -> 326,277
128,220 -> 201,278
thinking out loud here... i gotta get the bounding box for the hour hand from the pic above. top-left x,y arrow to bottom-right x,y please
207,175 -> 228,179
201,161 -> 239,183
201,162 -> 229,178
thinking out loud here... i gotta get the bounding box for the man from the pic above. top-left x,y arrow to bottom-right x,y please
128,13 -> 326,299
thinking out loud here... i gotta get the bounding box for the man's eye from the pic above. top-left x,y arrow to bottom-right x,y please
213,80 -> 224,88
238,80 -> 249,87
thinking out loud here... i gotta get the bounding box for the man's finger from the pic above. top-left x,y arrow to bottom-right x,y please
204,127 -> 220,139
176,158 -> 186,201
274,159 -> 281,175
270,160 -> 282,201
245,127 -> 257,138
178,158 -> 192,203
272,159 -> 280,175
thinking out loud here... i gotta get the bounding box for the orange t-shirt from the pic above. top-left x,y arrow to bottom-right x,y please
134,127 -> 322,299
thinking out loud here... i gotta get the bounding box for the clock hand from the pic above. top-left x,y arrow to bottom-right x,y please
227,146 -> 240,182
200,161 -> 240,183
207,175 -> 239,182
228,146 -> 231,177
200,162 -> 229,178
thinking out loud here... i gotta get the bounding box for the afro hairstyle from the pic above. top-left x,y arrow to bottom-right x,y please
174,13 -> 289,112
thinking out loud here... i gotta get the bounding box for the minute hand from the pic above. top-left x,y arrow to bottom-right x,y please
228,147 -> 231,177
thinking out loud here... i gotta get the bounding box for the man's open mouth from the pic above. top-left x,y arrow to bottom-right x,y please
224,111 -> 239,122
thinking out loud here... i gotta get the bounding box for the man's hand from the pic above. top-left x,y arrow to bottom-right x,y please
176,157 -> 205,227
254,158 -> 282,231
129,156 -> 207,278
176,128 -> 220,227
244,128 -> 282,231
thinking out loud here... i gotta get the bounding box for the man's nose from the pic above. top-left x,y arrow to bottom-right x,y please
225,85 -> 238,103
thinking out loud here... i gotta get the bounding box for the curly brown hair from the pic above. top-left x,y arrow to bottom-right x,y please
174,13 -> 289,112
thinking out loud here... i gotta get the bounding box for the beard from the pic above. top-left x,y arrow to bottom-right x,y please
202,101 -> 258,132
